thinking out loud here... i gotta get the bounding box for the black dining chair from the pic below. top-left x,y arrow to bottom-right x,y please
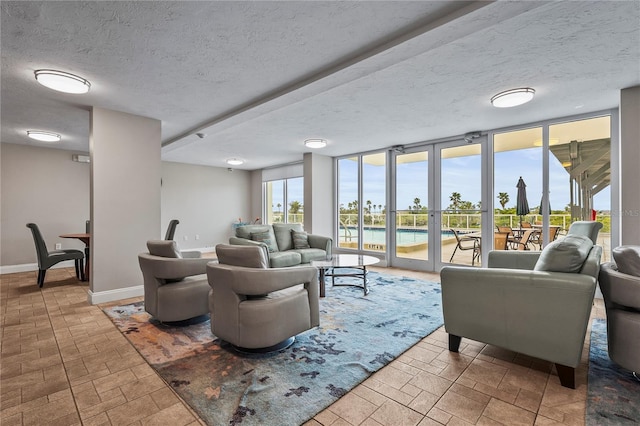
164,219 -> 179,240
26,223 -> 85,287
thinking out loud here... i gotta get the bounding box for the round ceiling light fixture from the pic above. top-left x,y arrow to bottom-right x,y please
304,138 -> 327,149
27,130 -> 61,142
226,158 -> 244,166
490,87 -> 535,108
34,69 -> 91,94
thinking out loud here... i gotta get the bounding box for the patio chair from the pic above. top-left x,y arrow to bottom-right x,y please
494,231 -> 510,250
531,226 -> 561,250
511,229 -> 537,251
449,229 -> 480,265
497,226 -> 517,249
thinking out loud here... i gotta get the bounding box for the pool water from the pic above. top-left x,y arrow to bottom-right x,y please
339,227 -> 460,244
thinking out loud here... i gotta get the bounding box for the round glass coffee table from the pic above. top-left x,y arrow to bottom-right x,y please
311,254 -> 380,297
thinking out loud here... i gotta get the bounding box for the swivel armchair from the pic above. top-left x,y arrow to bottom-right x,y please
598,246 -> 640,375
207,244 -> 319,352
138,240 -> 212,322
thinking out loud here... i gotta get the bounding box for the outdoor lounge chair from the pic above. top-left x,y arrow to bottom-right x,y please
449,228 -> 480,265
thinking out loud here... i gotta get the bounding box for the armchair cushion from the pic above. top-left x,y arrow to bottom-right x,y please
147,240 -> 182,258
292,230 -> 311,249
612,245 -> 640,277
250,230 -> 278,253
533,234 -> 593,273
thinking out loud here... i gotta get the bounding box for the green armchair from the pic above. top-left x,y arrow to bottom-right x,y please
441,232 -> 602,389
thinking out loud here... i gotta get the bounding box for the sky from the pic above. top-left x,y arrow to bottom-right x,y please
336,148 -> 610,213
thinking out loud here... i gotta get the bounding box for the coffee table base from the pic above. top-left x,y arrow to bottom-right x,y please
318,265 -> 370,297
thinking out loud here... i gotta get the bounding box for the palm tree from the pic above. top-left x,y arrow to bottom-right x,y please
289,200 -> 302,214
498,192 -> 509,210
276,203 -> 282,213
449,192 -> 462,212
413,197 -> 422,211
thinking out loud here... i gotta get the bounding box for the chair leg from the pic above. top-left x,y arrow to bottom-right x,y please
449,246 -> 458,262
75,259 -> 81,280
555,364 -> 576,389
448,334 -> 462,352
37,269 -> 46,288
75,259 -> 85,281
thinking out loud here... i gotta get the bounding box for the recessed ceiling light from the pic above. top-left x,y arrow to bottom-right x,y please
226,158 -> 244,166
490,88 -> 535,108
34,69 -> 91,94
304,139 -> 327,149
27,130 -> 61,142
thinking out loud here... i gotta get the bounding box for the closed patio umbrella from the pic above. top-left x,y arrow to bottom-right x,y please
516,177 -> 530,228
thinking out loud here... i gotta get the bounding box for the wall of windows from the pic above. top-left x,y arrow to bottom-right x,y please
337,153 -> 387,252
264,177 -> 304,224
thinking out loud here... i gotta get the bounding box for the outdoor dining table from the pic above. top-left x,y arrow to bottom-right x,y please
59,233 -> 90,281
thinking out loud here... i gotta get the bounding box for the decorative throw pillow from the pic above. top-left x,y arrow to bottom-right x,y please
612,245 -> 640,277
251,231 -> 277,253
533,234 -> 593,273
292,230 -> 310,249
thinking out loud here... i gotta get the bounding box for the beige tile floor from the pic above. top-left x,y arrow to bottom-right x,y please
1,266 -> 605,426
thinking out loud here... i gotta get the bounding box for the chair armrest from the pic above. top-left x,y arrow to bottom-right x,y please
181,250 -> 202,258
599,263 -> 640,310
487,250 -> 540,270
208,264 -> 318,296
308,234 -> 332,256
229,237 -> 267,249
144,256 -> 212,280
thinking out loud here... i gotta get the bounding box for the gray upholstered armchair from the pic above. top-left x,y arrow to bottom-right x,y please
598,245 -> 640,375
441,230 -> 602,389
207,244 -> 320,352
138,240 -> 212,322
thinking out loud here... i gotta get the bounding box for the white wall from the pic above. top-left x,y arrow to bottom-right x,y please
89,107 -> 161,303
0,143 -> 89,269
620,86 -> 640,245
161,162 -> 252,249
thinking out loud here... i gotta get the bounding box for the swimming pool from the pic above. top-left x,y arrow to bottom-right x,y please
339,227 -> 461,244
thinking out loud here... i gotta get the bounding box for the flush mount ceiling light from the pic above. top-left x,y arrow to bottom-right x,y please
304,139 -> 327,149
34,69 -> 91,94
27,130 -> 61,142
490,88 -> 535,108
226,158 -> 244,166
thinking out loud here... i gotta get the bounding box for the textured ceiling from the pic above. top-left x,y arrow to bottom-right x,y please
2,1 -> 639,170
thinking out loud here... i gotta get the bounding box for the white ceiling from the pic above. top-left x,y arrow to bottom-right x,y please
2,1 -> 639,170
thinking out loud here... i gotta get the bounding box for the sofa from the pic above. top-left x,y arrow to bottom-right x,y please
138,240 -> 213,322
207,244 -> 319,352
229,223 -> 332,268
598,245 -> 640,374
441,230 -> 602,389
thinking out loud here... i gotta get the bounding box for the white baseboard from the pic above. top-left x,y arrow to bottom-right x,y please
88,285 -> 144,305
0,260 -> 75,275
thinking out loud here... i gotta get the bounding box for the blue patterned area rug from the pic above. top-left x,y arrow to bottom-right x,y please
103,272 -> 443,426
586,318 -> 640,425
